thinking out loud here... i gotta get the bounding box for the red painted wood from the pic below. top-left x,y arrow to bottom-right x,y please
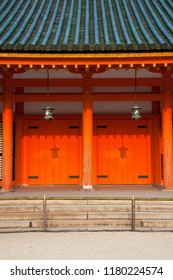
94,120 -> 152,184
82,76 -> 93,189
22,120 -> 81,185
152,118 -> 161,184
3,77 -> 167,88
15,119 -> 23,185
2,73 -> 13,191
162,73 -> 173,189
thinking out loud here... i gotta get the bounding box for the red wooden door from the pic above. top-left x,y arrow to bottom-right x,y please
22,120 -> 81,185
93,120 -> 151,184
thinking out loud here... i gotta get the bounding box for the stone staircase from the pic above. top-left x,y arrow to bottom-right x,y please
0,198 -> 173,232
135,200 -> 173,231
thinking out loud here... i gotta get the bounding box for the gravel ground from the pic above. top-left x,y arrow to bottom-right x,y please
0,231 -> 173,260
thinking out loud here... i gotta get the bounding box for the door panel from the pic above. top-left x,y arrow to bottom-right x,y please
44,122 -> 61,184
96,123 -> 109,184
27,123 -> 40,184
94,120 -> 151,184
22,120 -> 81,185
67,123 -> 80,184
133,124 -> 150,184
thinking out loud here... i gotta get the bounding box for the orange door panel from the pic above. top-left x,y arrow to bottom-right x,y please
66,122 -> 81,184
94,120 -> 151,184
44,122 -> 61,184
132,123 -> 151,184
96,122 -> 109,184
22,121 -> 46,185
108,121 -> 132,184
22,120 -> 81,185
27,123 -> 40,184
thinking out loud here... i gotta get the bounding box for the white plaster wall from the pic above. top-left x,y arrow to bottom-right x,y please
13,69 -> 82,79
25,87 -> 82,93
93,68 -> 162,78
93,86 -> 151,93
24,102 -> 82,114
24,101 -> 152,114
93,101 -> 152,114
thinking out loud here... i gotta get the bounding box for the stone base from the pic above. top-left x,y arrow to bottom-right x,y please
0,188 -> 15,193
82,185 -> 93,191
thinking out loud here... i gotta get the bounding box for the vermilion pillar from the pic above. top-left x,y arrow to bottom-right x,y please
82,75 -> 93,190
15,87 -> 24,186
152,87 -> 161,185
152,118 -> 161,184
2,72 -> 13,191
162,73 -> 173,189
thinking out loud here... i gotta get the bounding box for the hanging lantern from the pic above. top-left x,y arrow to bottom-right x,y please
131,104 -> 141,120
131,69 -> 142,120
43,105 -> 54,121
42,69 -> 54,120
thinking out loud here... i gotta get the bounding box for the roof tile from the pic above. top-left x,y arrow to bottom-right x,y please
0,0 -> 172,52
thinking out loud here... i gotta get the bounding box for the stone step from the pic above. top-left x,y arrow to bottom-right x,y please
136,205 -> 173,212
47,213 -> 87,220
46,205 -> 131,212
48,227 -> 130,232
45,219 -> 132,229
1,219 -> 173,231
135,212 -> 173,219
0,227 -> 42,233
47,199 -> 131,205
0,200 -> 43,206
0,199 -> 131,206
136,220 -> 173,228
0,199 -> 173,232
135,227 -> 173,232
0,213 -> 43,220
0,220 -> 32,228
87,212 -> 131,219
135,200 -> 173,205
2,212 -> 172,222
0,206 -> 43,213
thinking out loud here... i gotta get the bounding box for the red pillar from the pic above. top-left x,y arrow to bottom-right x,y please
2,72 -> 13,191
162,73 -> 173,189
15,87 -> 24,186
152,87 -> 161,185
82,75 -> 93,190
152,118 -> 161,184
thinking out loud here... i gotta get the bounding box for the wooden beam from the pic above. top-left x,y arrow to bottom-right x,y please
0,52 -> 173,66
12,94 -> 83,102
0,92 -> 166,102
0,77 -> 170,87
93,93 -> 162,101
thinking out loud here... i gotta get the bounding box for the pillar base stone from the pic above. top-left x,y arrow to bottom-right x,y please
0,188 -> 14,193
82,185 -> 93,191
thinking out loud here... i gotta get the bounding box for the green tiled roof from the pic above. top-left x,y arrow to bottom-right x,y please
0,0 -> 173,52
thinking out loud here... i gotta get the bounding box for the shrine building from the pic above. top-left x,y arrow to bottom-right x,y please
0,0 -> 173,191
